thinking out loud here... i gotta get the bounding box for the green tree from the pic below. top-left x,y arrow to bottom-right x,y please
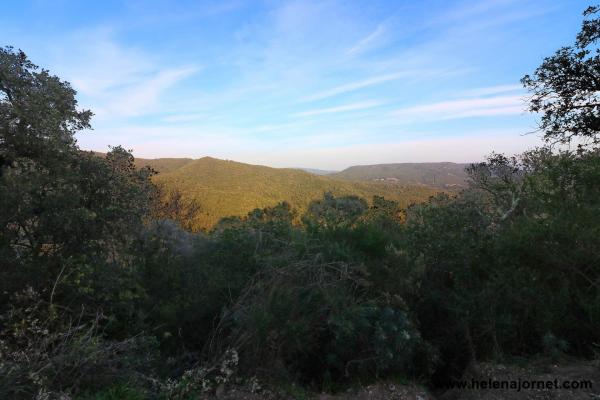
0,47 -> 160,398
522,6 -> 600,145
303,192 -> 368,231
0,47 -> 154,321
0,46 -> 91,168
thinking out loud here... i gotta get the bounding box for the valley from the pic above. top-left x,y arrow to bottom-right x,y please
139,156 -> 443,230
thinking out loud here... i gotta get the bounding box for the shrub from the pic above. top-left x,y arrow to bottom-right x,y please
0,288 -> 158,399
207,258 -> 435,386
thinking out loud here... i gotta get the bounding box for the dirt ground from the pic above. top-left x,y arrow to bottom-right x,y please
209,383 -> 433,400
440,360 -> 600,400
204,360 -> 600,400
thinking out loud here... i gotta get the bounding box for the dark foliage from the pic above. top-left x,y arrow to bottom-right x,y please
522,6 -> 600,145
2,7 -> 600,397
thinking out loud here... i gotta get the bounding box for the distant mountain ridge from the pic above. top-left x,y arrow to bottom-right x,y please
131,156 -> 470,187
147,156 -> 439,230
331,162 -> 471,188
91,153 -> 463,230
297,167 -> 337,175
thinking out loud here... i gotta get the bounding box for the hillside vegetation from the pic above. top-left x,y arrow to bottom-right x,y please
134,157 -> 194,173
2,8 -> 600,400
331,162 -> 470,187
152,156 -> 439,230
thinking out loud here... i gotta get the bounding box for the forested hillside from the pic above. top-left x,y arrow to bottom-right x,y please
152,156 -> 438,230
1,6 -> 600,400
135,157 -> 194,173
331,162 -> 470,187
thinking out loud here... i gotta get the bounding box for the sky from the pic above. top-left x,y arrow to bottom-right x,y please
0,0 -> 591,170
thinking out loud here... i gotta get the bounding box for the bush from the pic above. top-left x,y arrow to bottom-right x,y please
0,288 -> 158,399
207,256 -> 435,386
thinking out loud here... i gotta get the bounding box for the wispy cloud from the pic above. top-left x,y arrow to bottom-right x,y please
461,84 -> 523,97
61,32 -> 153,96
392,93 -> 526,121
7,0 -> 569,166
100,66 -> 199,118
300,72 -> 409,103
347,23 -> 386,55
50,31 -> 200,119
160,112 -> 208,124
294,101 -> 382,117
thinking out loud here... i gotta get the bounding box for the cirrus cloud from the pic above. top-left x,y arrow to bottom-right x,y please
392,91 -> 527,122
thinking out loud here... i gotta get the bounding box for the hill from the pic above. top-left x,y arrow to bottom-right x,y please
90,152 -> 195,174
152,157 -> 439,230
331,162 -> 471,188
134,157 -> 195,173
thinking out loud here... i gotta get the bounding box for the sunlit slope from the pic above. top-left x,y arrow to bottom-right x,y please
91,152 -> 195,174
153,157 -> 438,230
134,157 -> 195,173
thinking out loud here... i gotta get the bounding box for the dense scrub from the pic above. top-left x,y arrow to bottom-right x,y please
2,6 -> 600,399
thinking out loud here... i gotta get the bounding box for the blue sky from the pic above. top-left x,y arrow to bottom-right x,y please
0,0 -> 590,169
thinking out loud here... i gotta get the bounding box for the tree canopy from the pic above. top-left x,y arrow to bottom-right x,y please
522,6 -> 600,145
2,5 -> 600,398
